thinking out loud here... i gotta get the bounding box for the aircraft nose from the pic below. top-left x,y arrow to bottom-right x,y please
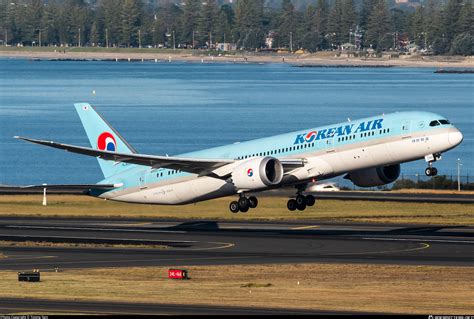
448,129 -> 463,146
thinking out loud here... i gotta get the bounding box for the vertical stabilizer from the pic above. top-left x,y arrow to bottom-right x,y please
74,103 -> 137,178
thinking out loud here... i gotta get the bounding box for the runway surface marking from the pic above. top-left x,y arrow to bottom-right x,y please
0,253 -> 57,261
4,225 -> 186,234
291,225 -> 320,230
186,241 -> 235,251
110,222 -> 153,227
1,234 -> 196,244
323,242 -> 430,256
363,237 -> 474,244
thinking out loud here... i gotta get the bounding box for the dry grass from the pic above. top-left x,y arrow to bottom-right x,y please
0,241 -> 168,250
0,263 -> 472,314
0,195 -> 472,225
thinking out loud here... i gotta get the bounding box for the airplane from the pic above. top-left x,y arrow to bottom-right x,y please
15,103 -> 463,213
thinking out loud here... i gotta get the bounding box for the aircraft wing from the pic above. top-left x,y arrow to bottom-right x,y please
17,184 -> 120,190
15,136 -> 235,176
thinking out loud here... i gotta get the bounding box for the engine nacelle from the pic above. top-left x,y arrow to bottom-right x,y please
345,164 -> 401,187
232,157 -> 284,191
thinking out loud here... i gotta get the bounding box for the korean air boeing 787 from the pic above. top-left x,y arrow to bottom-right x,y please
15,103 -> 463,213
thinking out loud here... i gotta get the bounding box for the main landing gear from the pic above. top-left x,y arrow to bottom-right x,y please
229,195 -> 258,213
425,153 -> 441,176
287,194 -> 315,211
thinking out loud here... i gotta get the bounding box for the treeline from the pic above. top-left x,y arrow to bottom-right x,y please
0,0 -> 472,55
392,175 -> 474,190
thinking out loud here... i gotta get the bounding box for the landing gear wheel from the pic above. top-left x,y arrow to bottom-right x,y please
296,194 -> 306,206
305,195 -> 315,206
425,167 -> 438,176
248,196 -> 258,208
238,197 -> 250,211
287,199 -> 297,211
297,202 -> 307,211
229,201 -> 240,213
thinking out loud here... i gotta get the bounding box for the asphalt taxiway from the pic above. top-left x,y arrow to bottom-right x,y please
0,217 -> 473,271
0,298 -> 359,315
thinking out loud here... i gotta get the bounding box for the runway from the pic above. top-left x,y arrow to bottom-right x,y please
0,298 -> 356,315
0,217 -> 473,271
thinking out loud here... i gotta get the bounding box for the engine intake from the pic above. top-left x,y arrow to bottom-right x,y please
232,157 -> 284,191
345,164 -> 401,187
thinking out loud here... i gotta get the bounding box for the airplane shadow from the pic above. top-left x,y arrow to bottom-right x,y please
166,222 -> 472,239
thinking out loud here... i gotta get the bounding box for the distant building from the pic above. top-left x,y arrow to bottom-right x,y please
394,0 -> 422,9
265,31 -> 276,49
217,43 -> 236,51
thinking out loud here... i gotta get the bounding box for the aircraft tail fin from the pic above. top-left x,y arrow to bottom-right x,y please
74,103 -> 137,178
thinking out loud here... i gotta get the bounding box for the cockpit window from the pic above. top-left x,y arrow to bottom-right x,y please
439,119 -> 450,125
429,120 -> 440,126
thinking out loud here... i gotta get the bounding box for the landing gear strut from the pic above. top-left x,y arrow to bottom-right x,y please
425,153 -> 441,176
229,195 -> 258,213
287,194 -> 315,211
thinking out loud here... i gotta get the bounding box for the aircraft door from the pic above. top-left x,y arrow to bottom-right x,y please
139,172 -> 148,190
401,120 -> 411,134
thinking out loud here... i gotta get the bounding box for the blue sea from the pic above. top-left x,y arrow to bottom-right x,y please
0,58 -> 473,185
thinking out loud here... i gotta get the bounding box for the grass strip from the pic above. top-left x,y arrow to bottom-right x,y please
0,263 -> 472,314
0,195 -> 472,225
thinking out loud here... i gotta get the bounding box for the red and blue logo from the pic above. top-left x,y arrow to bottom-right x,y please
247,168 -> 254,177
97,132 -> 116,151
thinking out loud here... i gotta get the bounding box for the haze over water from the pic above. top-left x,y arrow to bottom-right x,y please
0,58 -> 472,185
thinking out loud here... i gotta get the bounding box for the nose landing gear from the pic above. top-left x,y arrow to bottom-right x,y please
424,153 -> 441,176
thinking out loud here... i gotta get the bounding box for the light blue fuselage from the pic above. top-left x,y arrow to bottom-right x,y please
99,111 -> 458,196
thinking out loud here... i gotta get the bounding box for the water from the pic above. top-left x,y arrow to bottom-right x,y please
0,58 -> 472,185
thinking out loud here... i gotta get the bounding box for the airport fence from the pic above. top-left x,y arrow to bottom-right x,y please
391,174 -> 474,191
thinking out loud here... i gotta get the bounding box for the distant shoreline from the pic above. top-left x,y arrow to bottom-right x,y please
1,48 -> 473,68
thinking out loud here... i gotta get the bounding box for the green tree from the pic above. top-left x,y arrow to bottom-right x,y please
327,0 -> 343,47
457,0 -> 473,35
359,0 -> 376,32
423,0 -> 442,46
340,0 -> 357,44
443,0 -> 463,44
120,0 -> 142,47
364,0 -> 393,51
215,4 -> 234,43
151,4 -> 182,48
199,0 -> 218,48
23,0 -> 43,45
451,32 -> 473,55
301,5 -> 318,51
410,6 -> 425,47
101,0 -> 121,47
234,0 -> 265,49
313,0 -> 329,49
277,0 -> 299,50
180,0 -> 201,47
41,0 -> 61,46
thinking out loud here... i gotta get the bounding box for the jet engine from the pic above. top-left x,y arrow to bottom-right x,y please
232,157 -> 284,190
344,164 -> 401,187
